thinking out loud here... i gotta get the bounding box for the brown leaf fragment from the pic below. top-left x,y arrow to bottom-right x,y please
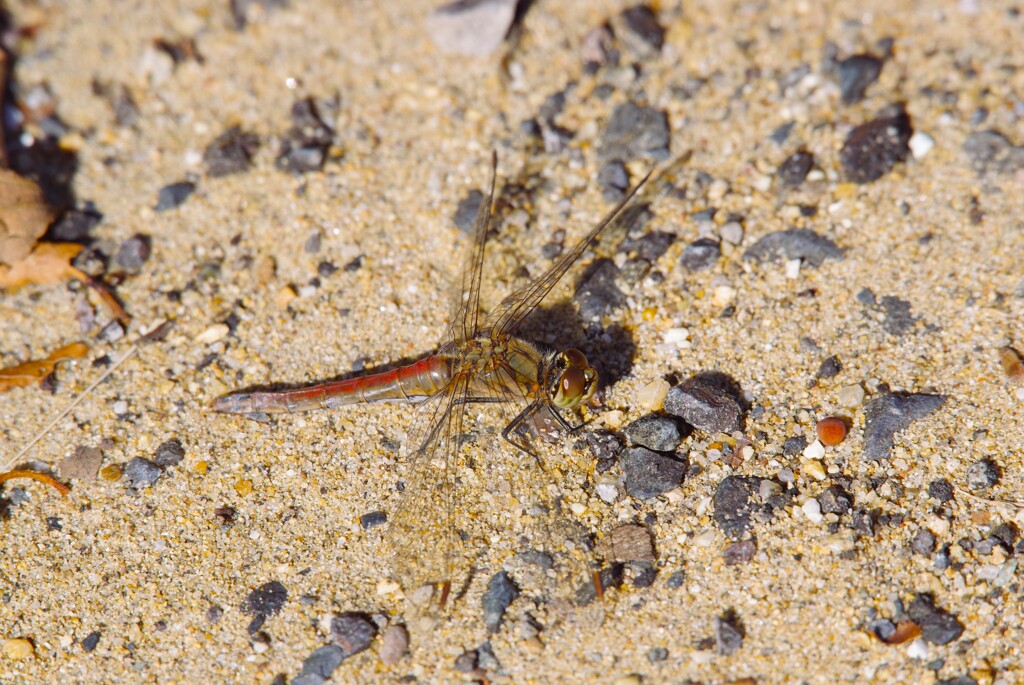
0,341 -> 88,392
0,169 -> 56,265
998,346 -> 1024,384
0,241 -> 83,289
58,445 -> 103,481
596,523 -> 656,563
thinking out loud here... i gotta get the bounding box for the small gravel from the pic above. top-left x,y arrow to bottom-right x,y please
482,570 -> 519,633
300,644 -> 345,679
714,611 -> 744,655
612,5 -> 665,60
620,447 -> 687,500
623,414 -> 683,452
597,160 -> 630,201
963,130 -> 1024,174
598,102 -> 671,162
122,457 -> 162,491
574,260 -> 626,322
713,476 -> 792,539
928,479 -> 954,503
115,234 -> 151,271
203,126 -> 260,177
359,510 -> 387,530
777,150 -> 814,187
240,580 -> 287,634
155,181 -> 196,211
818,484 -> 852,515
723,539 -> 756,565
425,0 -> 517,57
330,612 -> 377,658
816,355 -> 842,379
81,631 -> 101,652
378,624 -> 409,666
911,529 -> 937,556
679,237 -> 721,271
863,392 -> 946,460
153,438 -> 185,467
836,53 -> 884,105
965,457 -> 1000,490
742,228 -> 844,267
907,594 -> 964,645
663,377 -> 742,433
839,104 -> 913,183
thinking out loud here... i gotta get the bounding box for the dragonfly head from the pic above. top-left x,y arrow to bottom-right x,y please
549,348 -> 598,409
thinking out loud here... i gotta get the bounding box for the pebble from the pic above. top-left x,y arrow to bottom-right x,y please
998,346 -> 1024,383
155,181 -> 196,211
965,458 -> 1000,490
907,594 -> 964,645
379,624 -> 409,666
597,160 -> 630,202
453,648 -> 478,672
613,4 -> 665,60
713,475 -> 792,539
662,327 -> 690,346
574,260 -> 625,321
595,481 -> 619,503
3,637 -> 34,660
742,228 -> 845,267
836,53 -> 884,105
330,612 -> 377,657
623,414 -> 683,452
359,510 -> 387,530
100,464 -> 122,481
598,102 -> 671,162
586,429 -> 624,467
81,630 -> 101,652
425,0 -> 516,57
723,539 -> 756,565
123,457 -> 162,491
241,581 -> 287,634
777,150 -> 814,187
717,221 -> 744,245
49,203 -> 102,242
482,570 -> 518,632
801,498 -> 823,523
596,524 -> 655,563
453,189 -> 484,233
714,611 -> 744,655
816,417 -> 847,446
203,126 -> 260,178
963,130 -> 1024,174
154,438 -> 185,467
837,384 -> 865,407
636,378 -> 670,411
276,97 -> 336,173
927,479 -> 954,503
275,284 -> 298,308
908,131 -> 935,159
816,355 -> 842,379
663,378 -> 742,433
911,529 -> 937,556
300,644 -> 345,679
839,104 -> 913,183
863,392 -> 946,460
679,237 -> 721,271
783,436 -> 807,456
59,445 -> 103,481
801,457 -> 826,481
818,485 -> 852,515
877,295 -> 919,336
115,234 -> 151,271
620,447 -> 687,500
195,323 -> 230,345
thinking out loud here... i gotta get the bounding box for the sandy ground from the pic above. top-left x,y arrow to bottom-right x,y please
2,0 -> 1023,683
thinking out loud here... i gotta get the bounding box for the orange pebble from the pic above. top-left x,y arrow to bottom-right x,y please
816,416 -> 847,446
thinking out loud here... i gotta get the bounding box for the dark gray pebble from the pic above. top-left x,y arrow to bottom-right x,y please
300,644 -> 345,679
817,355 -> 842,379
769,121 -> 795,145
928,479 -> 954,502
476,641 -> 500,672
837,54 -> 884,105
631,562 -> 657,588
359,510 -> 388,530
839,104 -> 912,183
206,605 -> 223,623
680,237 -> 721,272
615,5 -> 665,60
714,611 -> 744,655
574,259 -> 626,322
81,631 -> 101,652
49,203 -> 102,242
290,675 -> 326,685
241,581 -> 287,635
878,295 -> 919,336
317,261 -> 338,278
818,484 -> 852,515
936,676 -> 978,685
742,228 -> 844,267
907,594 -> 964,645
276,98 -> 335,174
911,529 -> 937,556
154,438 -> 185,467
155,181 -> 196,211
586,429 -> 623,471
454,189 -> 484,233
620,447 -> 686,500
623,414 -> 683,452
646,646 -> 669,663
712,476 -> 792,539
723,539 -> 756,565
783,436 -> 808,456
482,570 -> 519,633
453,648 -> 478,673
664,570 -> 685,588
663,379 -> 742,433
963,130 -> 1024,174
204,126 -> 260,178
330,612 -> 377,657
965,457 -> 1000,490
123,457 -> 162,490
599,102 -> 671,162
777,150 -> 814,187
856,287 -> 877,306
597,160 -> 629,201
863,392 -> 946,460
620,228 -> 673,263
115,234 -> 152,271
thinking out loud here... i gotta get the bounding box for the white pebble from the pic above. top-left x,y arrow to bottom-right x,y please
195,323 -> 229,345
802,440 -> 826,460
906,637 -> 929,659
908,131 -> 935,159
595,482 -> 619,504
636,378 -> 670,411
113,400 -> 129,415
662,327 -> 690,346
784,258 -> 802,279
718,221 -> 744,245
693,529 -> 717,547
837,384 -> 866,407
801,498 -> 823,523
712,285 -> 736,307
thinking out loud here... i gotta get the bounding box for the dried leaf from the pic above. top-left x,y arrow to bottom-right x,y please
0,241 -> 83,289
0,169 -> 56,265
0,341 -> 88,392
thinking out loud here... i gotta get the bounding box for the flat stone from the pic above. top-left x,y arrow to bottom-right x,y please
907,594 -> 964,645
743,228 -> 845,267
620,447 -> 686,500
425,0 -> 517,57
481,570 -> 518,633
330,612 -> 377,657
863,392 -> 946,460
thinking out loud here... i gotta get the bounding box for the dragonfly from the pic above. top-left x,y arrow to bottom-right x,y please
213,153 -> 652,606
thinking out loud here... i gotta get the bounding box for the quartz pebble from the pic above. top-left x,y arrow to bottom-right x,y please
636,378 -> 670,411
3,637 -> 34,660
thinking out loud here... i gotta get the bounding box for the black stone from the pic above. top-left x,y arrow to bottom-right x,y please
481,570 -> 519,633
48,202 -> 103,242
878,295 -> 918,336
839,104 -> 912,183
359,510 -> 387,529
115,234 -> 152,271
837,54 -> 884,105
241,580 -> 287,634
155,181 -> 196,211
743,228 -> 845,267
907,594 -> 964,645
276,98 -> 336,173
783,436 -> 808,456
204,126 -> 260,177
81,631 -> 101,652
680,237 -> 721,271
620,447 -> 686,500
816,355 -> 842,379
623,414 -> 683,452
863,392 -> 946,460
818,484 -> 852,515
617,5 -> 665,58
777,150 -> 814,187
154,438 -> 185,467
330,612 -> 377,658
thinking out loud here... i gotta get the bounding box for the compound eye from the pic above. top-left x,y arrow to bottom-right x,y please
553,367 -> 586,408
560,348 -> 587,368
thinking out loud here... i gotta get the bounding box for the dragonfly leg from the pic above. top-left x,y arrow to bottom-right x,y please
500,402 -> 543,463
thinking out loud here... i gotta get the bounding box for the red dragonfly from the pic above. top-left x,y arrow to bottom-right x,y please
213,154 -> 651,605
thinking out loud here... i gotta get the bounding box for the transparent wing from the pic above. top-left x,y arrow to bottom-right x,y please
483,167 -> 654,335
445,151 -> 498,344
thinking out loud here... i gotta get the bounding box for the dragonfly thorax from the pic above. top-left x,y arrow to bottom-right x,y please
547,348 -> 598,409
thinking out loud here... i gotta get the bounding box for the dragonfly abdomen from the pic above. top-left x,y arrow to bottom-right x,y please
212,355 -> 452,414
